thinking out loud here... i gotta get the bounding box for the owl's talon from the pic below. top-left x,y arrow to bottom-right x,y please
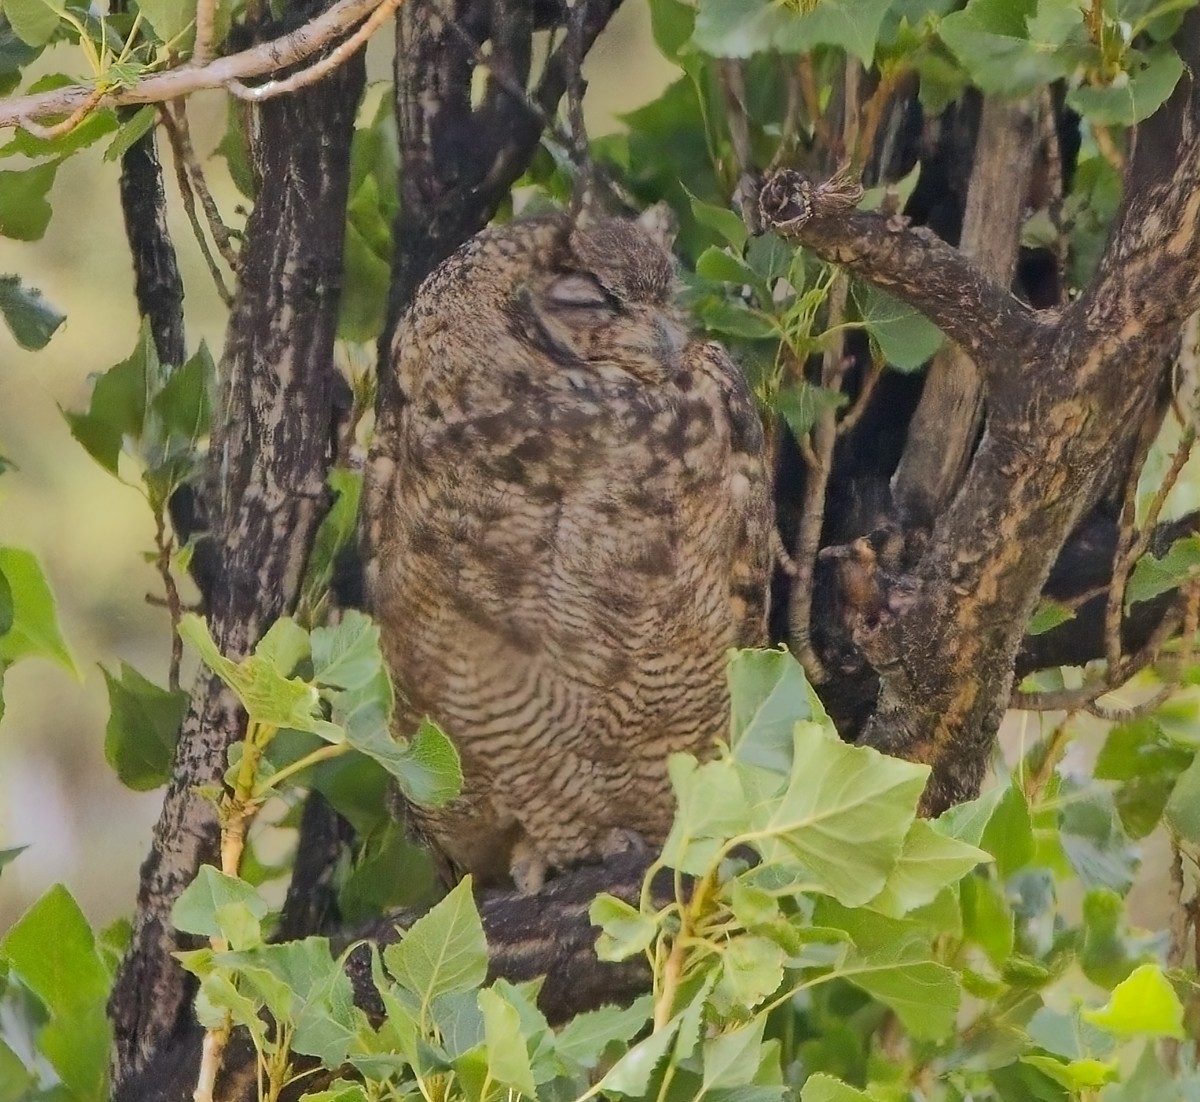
510,841 -> 549,894
601,827 -> 649,858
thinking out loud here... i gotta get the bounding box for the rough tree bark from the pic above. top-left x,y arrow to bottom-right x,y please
758,10 -> 1200,813
108,7 -> 365,1091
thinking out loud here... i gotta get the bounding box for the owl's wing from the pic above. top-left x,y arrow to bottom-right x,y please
693,340 -> 773,648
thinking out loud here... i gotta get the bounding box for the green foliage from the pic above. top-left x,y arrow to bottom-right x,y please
65,320 -> 214,509
0,885 -> 112,1101
179,610 -> 463,805
102,661 -> 187,790
0,273 -> 64,349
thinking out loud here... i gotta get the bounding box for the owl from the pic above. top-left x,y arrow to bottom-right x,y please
363,213 -> 771,891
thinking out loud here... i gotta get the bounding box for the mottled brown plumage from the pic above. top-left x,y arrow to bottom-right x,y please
363,213 -> 771,890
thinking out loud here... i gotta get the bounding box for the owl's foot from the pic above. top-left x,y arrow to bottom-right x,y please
601,827 -> 650,858
509,840 -> 549,894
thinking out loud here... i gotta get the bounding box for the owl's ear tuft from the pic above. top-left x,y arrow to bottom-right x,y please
636,203 -> 678,254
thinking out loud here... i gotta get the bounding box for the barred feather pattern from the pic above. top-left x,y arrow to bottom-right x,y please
363,215 -> 771,889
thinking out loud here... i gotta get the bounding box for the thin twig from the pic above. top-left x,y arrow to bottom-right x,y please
193,0 -> 219,64
153,508 -> 184,693
1105,423 -> 1197,669
716,59 -> 753,182
0,0 -> 385,129
18,87 -> 105,139
157,103 -> 235,305
165,101 -> 239,271
836,353 -> 883,436
851,68 -> 900,169
227,0 -> 403,102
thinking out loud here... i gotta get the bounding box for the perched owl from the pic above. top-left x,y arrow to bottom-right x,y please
363,213 -> 771,891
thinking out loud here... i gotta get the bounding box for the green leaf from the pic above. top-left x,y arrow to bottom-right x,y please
554,994 -> 653,1068
39,1002 -> 110,1101
1164,752 -> 1200,843
171,866 -> 270,938
1096,717 -> 1193,839
153,341 -> 214,443
590,893 -> 658,961
688,191 -> 748,249
179,614 -> 322,731
294,1085 -> 370,1102
479,987 -> 537,1096
597,1016 -> 680,1097
3,0 -> 61,47
103,104 -> 157,162
1067,44 -> 1185,126
0,845 -> 26,876
1080,889 -> 1159,988
728,646 -> 825,773
701,1021 -> 770,1091
0,19 -> 42,96
0,546 -> 74,671
0,884 -> 110,1015
0,273 -> 64,349
0,1039 -> 33,1102
649,0 -> 695,60
1058,787 -> 1138,893
696,245 -> 760,287
939,0 -> 1071,95
102,662 -> 186,791
1126,535 -> 1200,605
1026,599 -> 1075,636
343,700 -> 463,808
1022,1055 -> 1118,1092
868,819 -> 990,917
933,782 -> 1007,847
695,0 -> 892,63
311,610 -> 385,690
660,754 -> 750,874
980,781 -> 1035,878
775,382 -> 848,439
697,296 -> 779,340
753,720 -> 929,906
1082,963 -> 1185,1039
136,0 -> 195,44
337,819 -> 435,924
384,877 -> 487,1022
0,560 -> 11,638
854,282 -> 944,370
713,935 -> 786,1013
254,616 -> 310,678
300,467 -> 362,612
64,323 -> 156,475
0,160 -> 57,239
842,949 -> 960,1040
801,1074 -> 873,1102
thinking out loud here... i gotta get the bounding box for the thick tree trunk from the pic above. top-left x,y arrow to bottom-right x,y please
108,17 -> 365,1091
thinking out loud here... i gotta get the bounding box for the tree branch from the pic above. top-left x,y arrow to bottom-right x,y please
0,0 -> 381,130
757,168 -> 1044,373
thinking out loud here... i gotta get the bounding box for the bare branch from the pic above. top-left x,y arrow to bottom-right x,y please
193,0 -> 218,64
757,167 -> 1045,371
0,0 -> 383,130
228,0 -> 403,101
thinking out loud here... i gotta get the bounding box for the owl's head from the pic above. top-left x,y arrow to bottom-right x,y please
511,215 -> 688,383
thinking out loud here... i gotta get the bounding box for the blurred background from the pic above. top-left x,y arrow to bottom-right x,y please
0,4 -> 675,929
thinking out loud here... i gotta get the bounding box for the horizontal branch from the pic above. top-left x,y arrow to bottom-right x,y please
756,168 -> 1044,371
0,0 -> 380,129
